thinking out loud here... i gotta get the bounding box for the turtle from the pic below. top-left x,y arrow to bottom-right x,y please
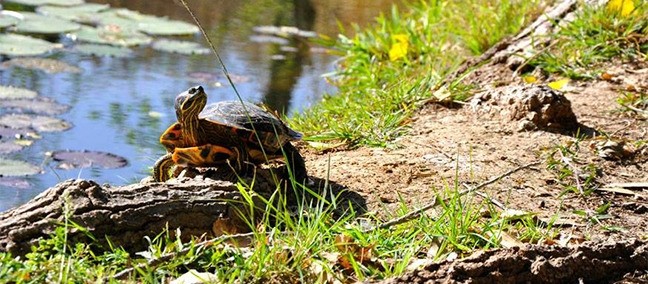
153,85 -> 307,183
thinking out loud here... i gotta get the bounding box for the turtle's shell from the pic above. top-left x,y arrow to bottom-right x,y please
199,101 -> 302,152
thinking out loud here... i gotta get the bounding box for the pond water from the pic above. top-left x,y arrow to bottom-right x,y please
0,0 -> 396,212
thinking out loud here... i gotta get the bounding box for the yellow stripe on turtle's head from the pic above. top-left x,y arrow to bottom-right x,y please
175,86 -> 207,123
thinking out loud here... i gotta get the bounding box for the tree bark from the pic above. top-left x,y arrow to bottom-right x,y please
0,179 -> 256,255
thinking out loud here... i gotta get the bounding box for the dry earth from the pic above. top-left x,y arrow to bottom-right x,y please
304,59 -> 647,243
300,59 -> 648,282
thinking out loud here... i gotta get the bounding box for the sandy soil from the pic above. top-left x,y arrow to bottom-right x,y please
302,59 -> 647,244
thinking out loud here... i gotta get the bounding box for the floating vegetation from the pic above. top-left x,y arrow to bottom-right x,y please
252,25 -> 317,38
74,43 -> 132,57
0,97 -> 71,115
0,85 -> 39,100
71,25 -> 152,47
35,3 -> 109,22
0,114 -> 72,132
2,3 -> 202,54
0,142 -> 25,154
0,126 -> 39,140
151,39 -> 210,55
0,121 -> 42,154
0,158 -> 41,177
0,176 -> 31,189
13,12 -> 81,34
2,57 -> 81,73
0,33 -> 57,56
51,150 -> 128,169
111,8 -> 199,36
0,12 -> 21,28
4,0 -> 84,6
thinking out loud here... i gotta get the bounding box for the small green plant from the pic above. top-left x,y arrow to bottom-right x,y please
292,1 -> 546,147
617,91 -> 648,117
546,138 -> 601,196
529,1 -> 648,79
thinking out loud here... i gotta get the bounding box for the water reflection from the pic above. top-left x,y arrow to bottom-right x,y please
0,0 -> 396,212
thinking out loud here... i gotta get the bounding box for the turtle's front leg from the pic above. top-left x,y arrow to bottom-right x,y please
172,144 -> 244,170
160,122 -> 184,152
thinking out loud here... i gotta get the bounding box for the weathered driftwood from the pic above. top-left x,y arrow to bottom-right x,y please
0,178 -> 257,255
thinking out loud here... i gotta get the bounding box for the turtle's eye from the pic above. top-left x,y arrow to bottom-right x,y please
188,86 -> 203,95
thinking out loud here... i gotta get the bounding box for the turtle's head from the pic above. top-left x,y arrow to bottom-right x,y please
175,86 -> 207,122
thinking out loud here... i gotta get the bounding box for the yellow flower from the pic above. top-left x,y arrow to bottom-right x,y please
389,34 -> 409,61
548,78 -> 570,90
607,0 -> 635,17
523,75 -> 538,84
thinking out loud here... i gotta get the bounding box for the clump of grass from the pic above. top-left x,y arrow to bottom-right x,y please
617,91 -> 648,117
529,1 -> 648,79
291,1 -> 546,147
0,176 -> 554,282
546,138 -> 601,196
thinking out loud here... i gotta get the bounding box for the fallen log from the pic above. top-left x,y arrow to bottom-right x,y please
0,178 -> 255,255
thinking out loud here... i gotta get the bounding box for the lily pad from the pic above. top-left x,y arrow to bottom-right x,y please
252,25 -> 317,38
0,126 -> 39,141
137,19 -> 199,36
0,114 -> 71,132
0,11 -> 21,28
94,9 -> 140,30
2,57 -> 81,73
51,150 -> 128,169
0,141 -> 25,154
4,0 -> 85,6
112,8 -> 199,35
0,97 -> 70,115
36,3 -> 109,22
0,177 -> 31,189
75,43 -> 132,57
151,39 -> 210,55
14,12 -> 81,34
71,25 -> 152,47
0,33 -> 57,56
0,158 -> 40,177
0,85 -> 38,100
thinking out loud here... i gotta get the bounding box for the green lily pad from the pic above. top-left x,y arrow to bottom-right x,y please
0,141 -> 25,154
0,85 -> 38,100
51,150 -> 128,169
0,126 -> 40,154
137,19 -> 199,36
4,0 -> 85,6
0,126 -> 39,141
71,25 -> 152,47
35,3 -> 109,22
0,114 -> 72,132
151,39 -> 210,55
75,43 -> 132,57
0,158 -> 40,177
0,33 -> 57,56
2,57 -> 81,73
0,177 -> 31,189
112,8 -> 199,36
0,97 -> 70,115
0,11 -> 21,28
94,9 -> 139,29
14,12 -> 81,34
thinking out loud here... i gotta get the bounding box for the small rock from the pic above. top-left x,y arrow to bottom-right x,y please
470,85 -> 579,132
